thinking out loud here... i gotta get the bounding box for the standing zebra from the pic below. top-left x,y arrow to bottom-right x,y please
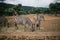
34,14 -> 45,30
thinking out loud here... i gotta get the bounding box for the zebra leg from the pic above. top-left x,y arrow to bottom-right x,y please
23,24 -> 26,31
36,24 -> 40,30
4,21 -> 9,28
3,21 -> 5,27
7,22 -> 10,28
30,27 -> 34,32
30,24 -> 35,32
14,22 -> 18,29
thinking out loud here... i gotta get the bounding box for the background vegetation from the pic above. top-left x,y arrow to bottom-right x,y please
0,1 -> 60,16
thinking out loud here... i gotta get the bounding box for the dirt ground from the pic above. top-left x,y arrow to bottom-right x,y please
4,14 -> 60,32
0,14 -> 60,40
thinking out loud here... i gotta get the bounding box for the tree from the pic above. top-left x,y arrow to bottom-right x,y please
13,4 -> 22,12
49,2 -> 60,16
29,8 -> 41,14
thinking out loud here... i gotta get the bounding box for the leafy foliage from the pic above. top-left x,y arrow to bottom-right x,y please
49,2 -> 60,15
0,2 -> 60,16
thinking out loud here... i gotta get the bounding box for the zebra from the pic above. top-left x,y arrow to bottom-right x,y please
13,15 -> 34,32
34,14 -> 45,30
12,10 -> 34,32
0,15 -> 9,27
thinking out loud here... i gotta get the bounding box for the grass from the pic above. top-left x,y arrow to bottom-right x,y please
0,14 -> 60,40
0,32 -> 60,40
0,14 -> 60,32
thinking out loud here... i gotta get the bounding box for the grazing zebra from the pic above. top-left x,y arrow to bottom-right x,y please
13,15 -> 34,32
34,14 -> 45,30
12,10 -> 34,32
